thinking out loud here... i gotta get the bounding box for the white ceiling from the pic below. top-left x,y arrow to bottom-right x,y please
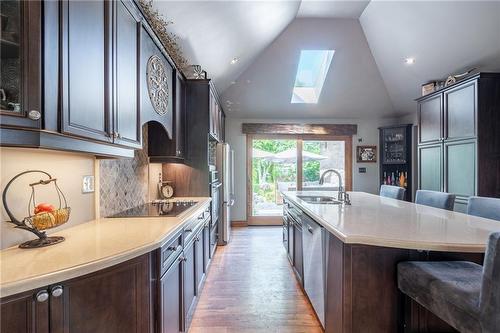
297,0 -> 370,18
222,18 -> 393,118
152,1 -> 300,92
152,0 -> 500,119
360,0 -> 500,114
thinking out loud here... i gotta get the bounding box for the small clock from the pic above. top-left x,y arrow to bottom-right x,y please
158,181 -> 174,199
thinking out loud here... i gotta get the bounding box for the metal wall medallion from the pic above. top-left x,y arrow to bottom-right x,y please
146,55 -> 169,116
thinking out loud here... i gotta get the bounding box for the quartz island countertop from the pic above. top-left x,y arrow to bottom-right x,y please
0,198 -> 211,298
282,191 -> 500,253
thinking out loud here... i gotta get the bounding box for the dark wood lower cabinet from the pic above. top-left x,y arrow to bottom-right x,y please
55,254 -> 151,333
194,229 -> 205,293
293,222 -> 303,286
1,213 -> 214,333
183,239 -> 196,330
159,254 -> 182,333
203,221 -> 210,273
0,253 -> 152,333
0,288 -> 49,333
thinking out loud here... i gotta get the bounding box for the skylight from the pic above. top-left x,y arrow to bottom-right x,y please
291,50 -> 335,104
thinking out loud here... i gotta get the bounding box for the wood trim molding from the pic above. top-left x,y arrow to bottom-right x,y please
242,123 -> 358,136
231,221 -> 248,227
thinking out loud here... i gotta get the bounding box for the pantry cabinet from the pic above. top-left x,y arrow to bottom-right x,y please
417,73 -> 500,211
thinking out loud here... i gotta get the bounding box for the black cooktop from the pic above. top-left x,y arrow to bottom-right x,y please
110,200 -> 198,218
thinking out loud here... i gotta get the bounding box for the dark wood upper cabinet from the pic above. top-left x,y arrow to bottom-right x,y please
0,0 -> 42,129
418,94 -> 442,144
148,72 -> 186,161
444,80 -> 476,141
113,0 -> 142,148
174,73 -> 186,158
60,0 -> 112,143
141,25 -> 173,137
208,85 -> 225,142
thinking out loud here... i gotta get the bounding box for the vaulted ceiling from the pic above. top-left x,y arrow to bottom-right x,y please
152,1 -> 500,119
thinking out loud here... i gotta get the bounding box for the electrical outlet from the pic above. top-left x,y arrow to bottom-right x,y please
82,175 -> 95,193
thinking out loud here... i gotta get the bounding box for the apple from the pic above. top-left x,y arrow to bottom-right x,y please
34,203 -> 55,215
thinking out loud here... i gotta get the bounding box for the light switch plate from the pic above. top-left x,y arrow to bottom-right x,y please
82,175 -> 95,193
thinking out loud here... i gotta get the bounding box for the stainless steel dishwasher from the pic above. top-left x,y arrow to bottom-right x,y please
302,213 -> 326,328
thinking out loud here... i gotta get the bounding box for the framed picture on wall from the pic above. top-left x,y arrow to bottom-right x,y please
357,145 -> 377,163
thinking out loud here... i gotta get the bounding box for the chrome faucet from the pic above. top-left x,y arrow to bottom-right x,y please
319,169 -> 351,205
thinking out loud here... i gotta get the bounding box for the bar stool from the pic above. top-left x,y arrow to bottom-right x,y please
379,185 -> 406,200
467,196 -> 500,221
398,232 -> 500,333
415,190 -> 456,211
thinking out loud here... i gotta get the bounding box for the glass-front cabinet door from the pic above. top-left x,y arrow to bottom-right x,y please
0,0 -> 41,128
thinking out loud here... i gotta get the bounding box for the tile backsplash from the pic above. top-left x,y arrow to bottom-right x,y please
99,128 -> 149,217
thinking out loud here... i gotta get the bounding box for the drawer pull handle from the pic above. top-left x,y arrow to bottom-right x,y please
50,285 -> 63,298
35,290 -> 49,303
167,245 -> 182,252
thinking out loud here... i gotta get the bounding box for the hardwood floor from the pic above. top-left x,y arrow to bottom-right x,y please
189,226 -> 322,333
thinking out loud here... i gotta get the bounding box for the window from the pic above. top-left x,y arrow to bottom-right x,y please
291,50 -> 334,104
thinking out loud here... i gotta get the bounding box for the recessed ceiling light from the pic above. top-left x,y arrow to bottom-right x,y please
404,57 -> 415,65
230,57 -> 239,65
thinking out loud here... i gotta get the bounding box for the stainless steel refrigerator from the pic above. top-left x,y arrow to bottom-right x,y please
216,143 -> 234,245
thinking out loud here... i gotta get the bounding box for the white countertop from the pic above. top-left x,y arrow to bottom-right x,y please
0,198 -> 211,298
283,191 -> 500,253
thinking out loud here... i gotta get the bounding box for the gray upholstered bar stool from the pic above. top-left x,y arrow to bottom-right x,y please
415,190 -> 456,211
379,185 -> 406,200
398,232 -> 500,333
467,196 -> 500,221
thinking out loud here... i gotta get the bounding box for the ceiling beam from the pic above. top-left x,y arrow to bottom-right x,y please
242,123 -> 357,136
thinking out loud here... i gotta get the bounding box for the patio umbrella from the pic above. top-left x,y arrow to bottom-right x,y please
272,148 -> 327,163
252,148 -> 275,160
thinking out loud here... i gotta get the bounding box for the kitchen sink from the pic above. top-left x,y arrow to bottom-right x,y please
296,195 -> 341,204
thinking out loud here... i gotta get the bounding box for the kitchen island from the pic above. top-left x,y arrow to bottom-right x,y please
0,198 -> 213,333
282,191 -> 500,333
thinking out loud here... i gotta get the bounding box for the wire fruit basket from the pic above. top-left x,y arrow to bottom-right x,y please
2,170 -> 71,248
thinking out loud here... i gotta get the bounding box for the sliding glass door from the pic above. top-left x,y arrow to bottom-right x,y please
247,135 -> 351,225
251,139 -> 297,217
302,140 -> 345,190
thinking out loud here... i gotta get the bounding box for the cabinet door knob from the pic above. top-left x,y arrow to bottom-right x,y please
28,110 -> 41,120
35,290 -> 49,302
50,285 -> 63,298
